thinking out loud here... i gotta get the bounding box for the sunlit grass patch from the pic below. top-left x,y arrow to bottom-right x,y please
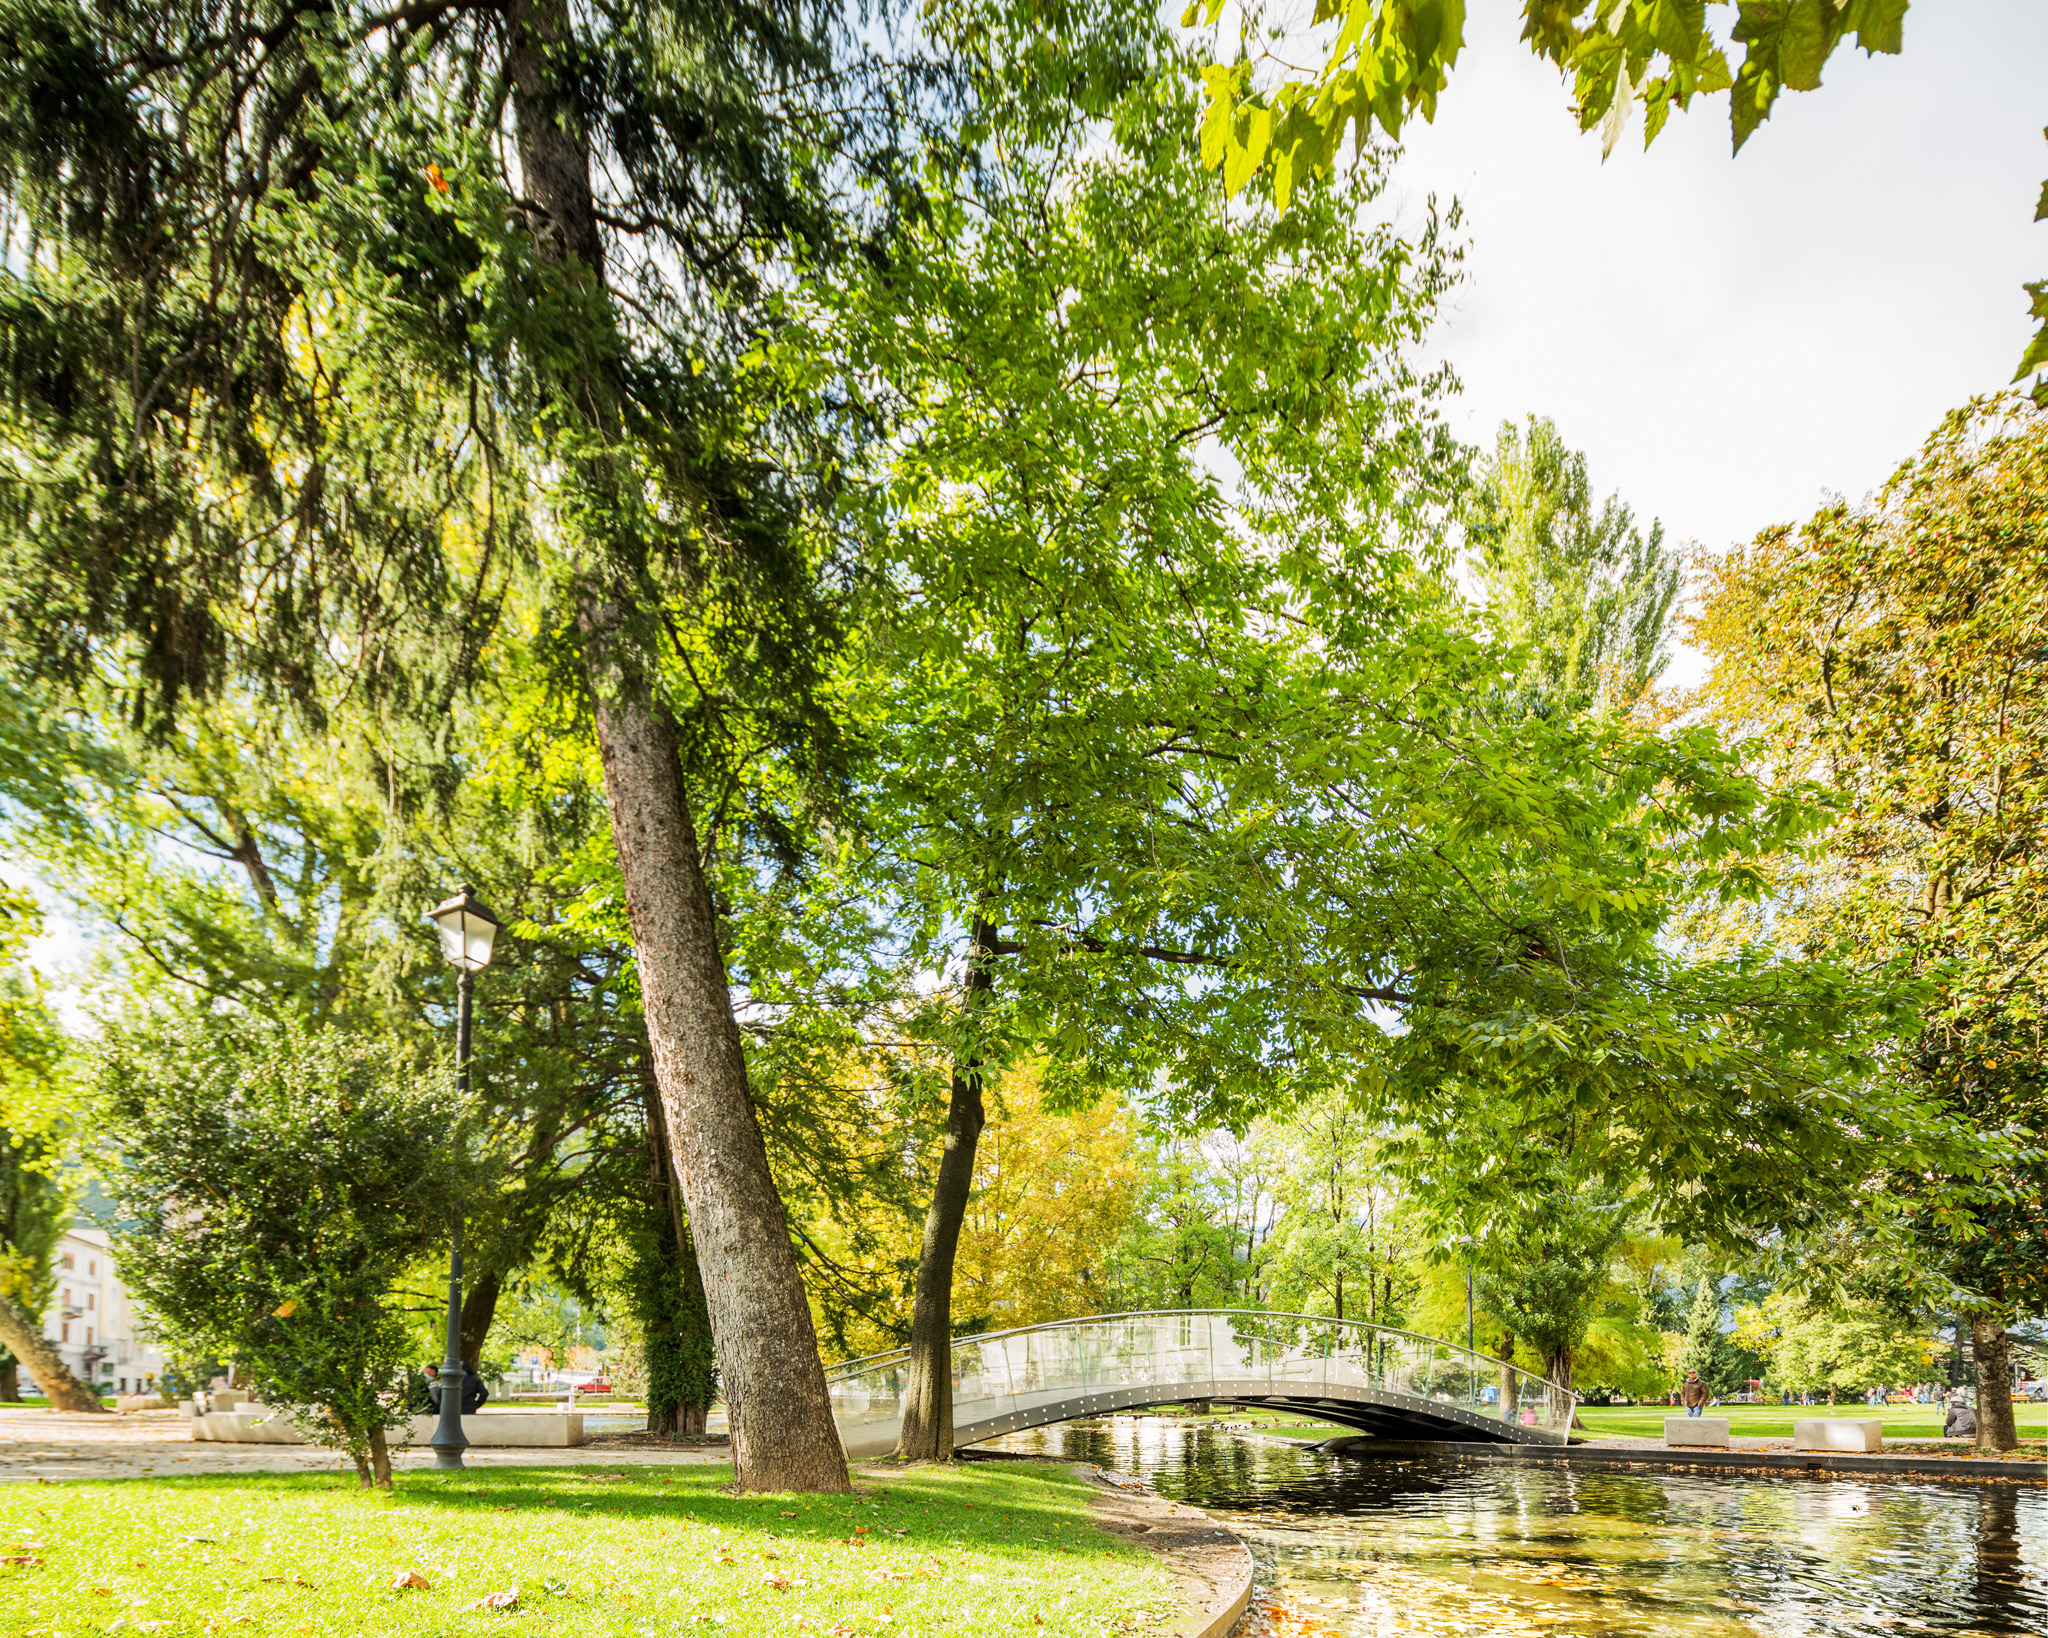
1,1459 -> 1174,1637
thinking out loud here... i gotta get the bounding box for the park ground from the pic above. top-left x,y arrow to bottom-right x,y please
0,1459 -> 1185,1638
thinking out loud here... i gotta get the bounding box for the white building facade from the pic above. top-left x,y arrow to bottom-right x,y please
38,1220 -> 167,1396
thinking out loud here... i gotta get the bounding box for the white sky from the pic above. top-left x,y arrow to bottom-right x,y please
1375,0 -> 2048,683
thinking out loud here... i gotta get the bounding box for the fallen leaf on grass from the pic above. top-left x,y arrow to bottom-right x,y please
778,1510 -> 797,1516
761,1573 -> 790,1590
2,1555 -> 44,1567
135,1622 -> 174,1632
465,1588 -> 521,1611
827,1626 -> 859,1637
391,1570 -> 433,1590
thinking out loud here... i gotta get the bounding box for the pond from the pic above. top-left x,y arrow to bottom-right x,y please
988,1419 -> 2048,1637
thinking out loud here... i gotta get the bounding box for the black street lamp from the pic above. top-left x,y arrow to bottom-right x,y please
426,885 -> 504,1471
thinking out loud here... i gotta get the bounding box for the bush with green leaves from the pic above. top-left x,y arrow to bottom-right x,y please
96,1009 -> 481,1486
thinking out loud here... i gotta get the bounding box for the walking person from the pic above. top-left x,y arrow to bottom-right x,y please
1681,1370 -> 1710,1419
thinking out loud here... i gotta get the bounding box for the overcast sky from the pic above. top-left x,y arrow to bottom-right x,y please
1374,0 -> 2047,679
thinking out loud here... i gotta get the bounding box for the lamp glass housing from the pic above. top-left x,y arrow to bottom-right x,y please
429,888 -> 503,972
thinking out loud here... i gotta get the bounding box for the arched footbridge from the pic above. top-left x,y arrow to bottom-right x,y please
825,1310 -> 1575,1459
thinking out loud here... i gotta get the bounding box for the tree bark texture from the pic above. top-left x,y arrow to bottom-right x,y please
368,1425 -> 393,1489
0,1290 -> 105,1412
508,0 -> 846,1491
1970,1310 -> 2019,1452
459,1269 -> 502,1375
583,643 -> 847,1491
895,916 -> 996,1461
1499,1332 -> 1518,1417
0,1360 -> 16,1403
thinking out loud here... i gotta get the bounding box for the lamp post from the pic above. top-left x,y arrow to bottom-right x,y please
426,885 -> 504,1471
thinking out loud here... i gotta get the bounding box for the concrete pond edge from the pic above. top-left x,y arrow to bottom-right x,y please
1316,1435 -> 2048,1485
1079,1463 -> 1253,1638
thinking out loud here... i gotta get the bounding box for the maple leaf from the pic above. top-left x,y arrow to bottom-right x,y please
390,1570 -> 432,1590
761,1573 -> 791,1591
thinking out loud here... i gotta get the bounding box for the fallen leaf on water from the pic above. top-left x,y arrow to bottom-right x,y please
391,1570 -> 432,1590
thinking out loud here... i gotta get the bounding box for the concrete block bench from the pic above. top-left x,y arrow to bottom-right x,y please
1794,1417 -> 1882,1453
191,1410 -> 585,1448
1664,1416 -> 1730,1448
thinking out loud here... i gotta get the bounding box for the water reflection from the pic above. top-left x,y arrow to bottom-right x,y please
989,1418 -> 2048,1637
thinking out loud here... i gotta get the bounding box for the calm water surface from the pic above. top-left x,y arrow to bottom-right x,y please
989,1419 -> 2048,1638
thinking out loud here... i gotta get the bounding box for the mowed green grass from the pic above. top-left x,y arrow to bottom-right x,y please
0,1461 -> 1175,1638
1574,1402 -> 2048,1441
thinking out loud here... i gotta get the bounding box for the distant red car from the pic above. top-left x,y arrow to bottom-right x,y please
576,1381 -> 613,1395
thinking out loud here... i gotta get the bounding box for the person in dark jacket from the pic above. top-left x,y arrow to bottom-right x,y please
1680,1371 -> 1710,1418
427,1363 -> 491,1416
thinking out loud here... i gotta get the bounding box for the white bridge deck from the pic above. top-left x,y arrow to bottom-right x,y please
826,1310 -> 1575,1458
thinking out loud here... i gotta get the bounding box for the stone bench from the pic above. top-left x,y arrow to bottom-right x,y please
1794,1417 -> 1882,1453
191,1410 -> 585,1448
1664,1416 -> 1730,1448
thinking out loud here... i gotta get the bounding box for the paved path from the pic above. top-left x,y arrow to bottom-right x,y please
0,1409 -> 731,1483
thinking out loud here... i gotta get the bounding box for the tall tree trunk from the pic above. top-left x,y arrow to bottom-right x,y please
508,0 -> 847,1493
896,916 -> 995,1461
0,1359 -> 17,1403
459,1270 -> 502,1376
1970,1310 -> 2018,1453
1499,1331 -> 1519,1418
368,1425 -> 393,1489
582,643 -> 847,1490
0,1291 -> 104,1412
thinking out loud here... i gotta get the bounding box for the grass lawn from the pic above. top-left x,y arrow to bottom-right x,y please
1575,1402 -> 2048,1441
0,1461 -> 1176,1638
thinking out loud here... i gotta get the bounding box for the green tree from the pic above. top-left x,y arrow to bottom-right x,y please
1694,393 -> 2048,1451
827,6 -> 1462,1458
0,1126 -> 76,1407
1466,416 -> 1679,715
1256,1095 -> 1420,1327
0,928 -> 100,1414
1676,1276 -> 1722,1386
97,1009 -> 482,1487
1183,1 -> 2048,403
0,0 -> 921,1493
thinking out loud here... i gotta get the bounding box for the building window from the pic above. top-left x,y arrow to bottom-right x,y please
60,1322 -> 69,1342
85,1326 -> 93,1345
60,1288 -> 70,1307
61,1252 -> 73,1270
88,1260 -> 96,1276
86,1293 -> 95,1311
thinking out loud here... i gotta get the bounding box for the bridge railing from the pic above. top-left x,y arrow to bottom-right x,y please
825,1309 -> 1575,1453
